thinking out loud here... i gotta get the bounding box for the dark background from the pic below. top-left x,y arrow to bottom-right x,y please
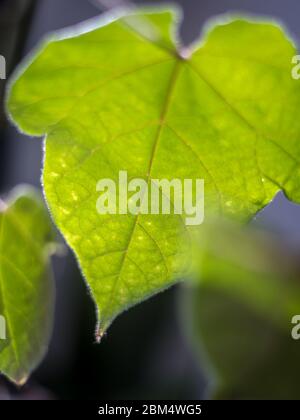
1,0 -> 300,400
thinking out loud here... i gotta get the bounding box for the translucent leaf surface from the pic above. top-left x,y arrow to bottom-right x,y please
7,8 -> 300,334
0,187 -> 56,384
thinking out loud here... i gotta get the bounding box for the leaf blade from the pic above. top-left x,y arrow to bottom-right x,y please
0,187 -> 56,384
7,9 -> 300,333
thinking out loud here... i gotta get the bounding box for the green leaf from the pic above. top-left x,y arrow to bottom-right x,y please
6,7 -> 300,334
0,186 -> 56,384
184,221 -> 300,399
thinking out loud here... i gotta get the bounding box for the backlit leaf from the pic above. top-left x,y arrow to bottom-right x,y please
184,221 -> 300,399
0,186 -> 56,384
7,7 -> 300,334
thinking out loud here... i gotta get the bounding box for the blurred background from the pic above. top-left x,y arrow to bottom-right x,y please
1,0 -> 300,400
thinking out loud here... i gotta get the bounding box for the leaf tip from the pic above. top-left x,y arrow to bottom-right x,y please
95,327 -> 107,344
178,46 -> 192,60
0,198 -> 8,213
10,374 -> 29,387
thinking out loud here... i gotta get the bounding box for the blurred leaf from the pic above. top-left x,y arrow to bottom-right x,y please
0,186 -> 56,385
185,221 -> 300,399
6,7 -> 300,334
